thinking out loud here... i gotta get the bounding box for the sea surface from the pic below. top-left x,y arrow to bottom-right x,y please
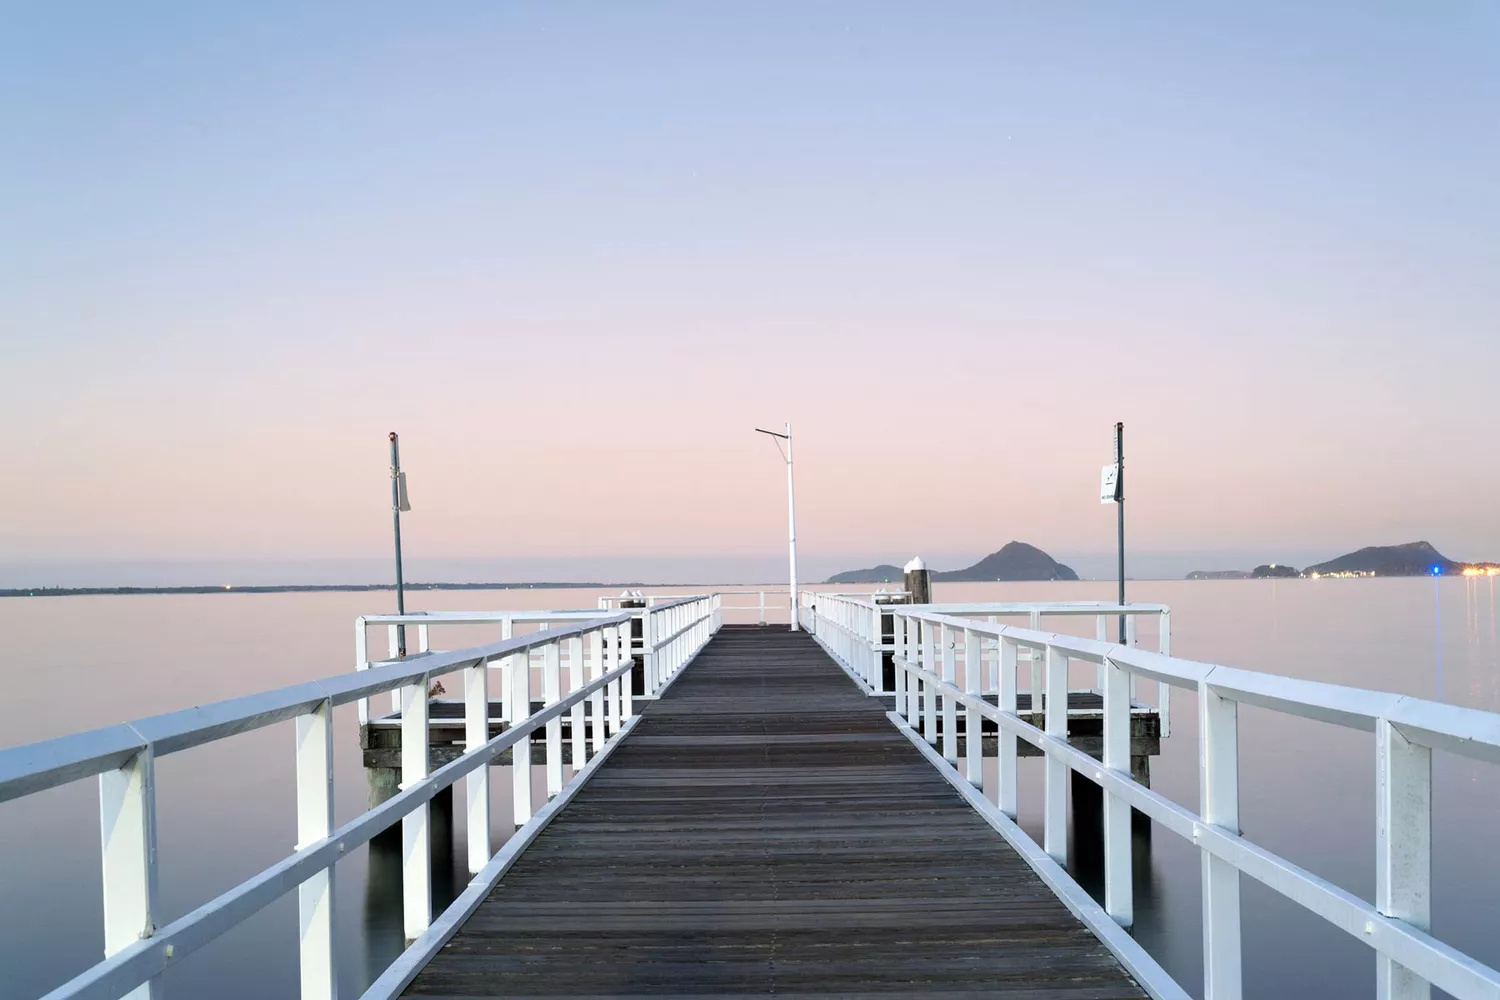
2,579 -> 1497,999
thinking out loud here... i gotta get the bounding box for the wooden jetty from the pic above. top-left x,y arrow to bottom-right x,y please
402,627 -> 1148,998
9,589 -> 1496,1000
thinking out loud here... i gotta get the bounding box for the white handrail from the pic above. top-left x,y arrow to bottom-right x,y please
804,593 -> 1173,734
1,597 -> 722,1000
807,598 -> 1500,1000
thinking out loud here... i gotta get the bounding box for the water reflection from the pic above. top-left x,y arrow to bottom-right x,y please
360,788 -> 460,987
3,582 -> 1499,999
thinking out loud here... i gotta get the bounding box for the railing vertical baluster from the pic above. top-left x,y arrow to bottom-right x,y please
388,625 -> 402,714
544,642 -> 563,797
417,622 -> 430,654
401,677 -> 431,941
589,629 -> 605,752
642,609 -> 656,696
922,620 -> 938,745
759,590 -> 766,626
604,628 -> 619,737
1028,610 -> 1043,724
296,699 -> 336,1000
511,652 -> 532,826
998,636 -> 1018,818
356,618 -> 370,727
1126,615 -> 1138,701
1376,719 -> 1432,1000
1044,644 -> 1068,864
569,636 -> 586,771
100,748 -> 159,1000
987,616 -> 999,694
621,622 -> 635,721
465,656 -> 491,874
894,614 -> 908,721
1102,656 -> 1132,927
499,618 -> 514,725
963,628 -> 981,786
1200,682 -> 1242,1000
1095,614 -> 1107,692
941,623 -> 958,764
1158,610 -> 1172,737
907,616 -> 921,724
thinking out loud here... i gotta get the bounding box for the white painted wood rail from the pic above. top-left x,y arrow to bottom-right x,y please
0,595 -> 720,1000
807,598 -> 1500,1000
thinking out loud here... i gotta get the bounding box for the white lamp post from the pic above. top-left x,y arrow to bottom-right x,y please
755,423 -> 799,630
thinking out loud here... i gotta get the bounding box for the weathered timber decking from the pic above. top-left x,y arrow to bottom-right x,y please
403,626 -> 1147,998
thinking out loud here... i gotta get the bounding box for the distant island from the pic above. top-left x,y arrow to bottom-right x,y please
1185,541 -> 1498,580
828,542 -> 1079,584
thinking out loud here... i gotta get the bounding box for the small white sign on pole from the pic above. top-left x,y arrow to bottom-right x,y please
1100,465 -> 1119,504
396,472 -> 411,512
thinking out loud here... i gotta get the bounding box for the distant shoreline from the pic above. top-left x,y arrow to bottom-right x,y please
0,582 -> 646,598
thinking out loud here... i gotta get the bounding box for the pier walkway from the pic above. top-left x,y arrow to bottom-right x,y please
8,590 -> 1500,1000
403,627 -> 1144,997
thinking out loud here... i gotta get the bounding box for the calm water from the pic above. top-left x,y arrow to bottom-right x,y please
2,579 -> 1498,998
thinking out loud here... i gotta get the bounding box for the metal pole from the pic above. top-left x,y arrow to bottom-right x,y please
390,431 -> 407,657
786,421 -> 799,631
1115,422 -> 1125,644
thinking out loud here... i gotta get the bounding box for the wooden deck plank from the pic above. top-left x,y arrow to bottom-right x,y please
402,628 -> 1146,998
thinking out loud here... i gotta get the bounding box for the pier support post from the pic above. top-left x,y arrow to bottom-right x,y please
904,557 -> 932,605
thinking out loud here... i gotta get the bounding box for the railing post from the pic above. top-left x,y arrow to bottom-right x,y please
1126,614 -> 1139,702
511,652 -> 532,826
1199,682 -> 1242,1000
894,614 -> 908,721
921,620 -> 938,745
1376,719 -> 1432,1000
963,628 -> 982,786
997,636 -> 1018,819
589,629 -> 605,752
388,625 -> 401,714
605,627 -> 621,736
1158,610 -> 1172,737
296,699 -> 336,999
621,623 -> 635,721
1095,614 -> 1107,692
941,623 -> 958,764
907,616 -> 921,724
544,642 -> 563,797
465,656 -> 491,875
100,747 -> 159,1000
1028,610 -> 1043,723
569,636 -> 587,770
499,618 -> 514,724
355,619 -> 370,727
401,677 -> 431,942
1044,644 -> 1068,865
758,590 -> 766,626
642,610 -> 657,696
1102,656 -> 1132,927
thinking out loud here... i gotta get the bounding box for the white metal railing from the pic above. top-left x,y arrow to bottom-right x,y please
356,609 -> 619,724
0,595 -> 719,1000
804,593 -> 1173,735
601,589 -> 810,625
807,599 -> 1500,1000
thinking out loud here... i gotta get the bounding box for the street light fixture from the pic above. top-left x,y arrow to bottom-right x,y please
755,422 -> 799,631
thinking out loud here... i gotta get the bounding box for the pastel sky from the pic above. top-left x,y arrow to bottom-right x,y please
3,3 -> 1498,584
